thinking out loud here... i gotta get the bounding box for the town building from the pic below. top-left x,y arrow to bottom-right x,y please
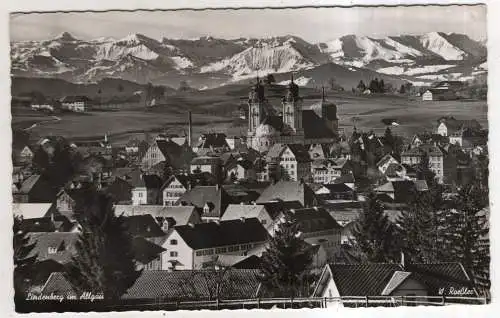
401,144 -> 444,183
160,175 -> 190,206
221,204 -> 275,233
13,174 -> 55,203
131,174 -> 163,206
311,158 -> 352,184
246,76 -> 338,153
160,218 -> 269,270
141,135 -> 195,171
60,96 -> 93,112
114,205 -> 201,229
190,156 -> 223,180
312,262 -> 477,307
266,144 -> 311,181
256,180 -> 319,207
177,184 -> 234,222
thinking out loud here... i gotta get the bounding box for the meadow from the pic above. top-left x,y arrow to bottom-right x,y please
11,85 -> 488,145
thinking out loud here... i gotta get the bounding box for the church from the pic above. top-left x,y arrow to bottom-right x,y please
246,75 -> 339,153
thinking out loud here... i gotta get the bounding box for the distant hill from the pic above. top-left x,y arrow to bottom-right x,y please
11,76 -> 175,101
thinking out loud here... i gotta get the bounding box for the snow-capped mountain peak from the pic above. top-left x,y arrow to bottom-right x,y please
419,31 -> 466,60
54,32 -> 79,42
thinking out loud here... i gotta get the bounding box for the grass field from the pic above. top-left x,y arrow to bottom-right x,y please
11,86 -> 488,145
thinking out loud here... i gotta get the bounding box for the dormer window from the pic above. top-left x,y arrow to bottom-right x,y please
48,247 -> 58,254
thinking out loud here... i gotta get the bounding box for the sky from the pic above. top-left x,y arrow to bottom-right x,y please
9,5 -> 487,43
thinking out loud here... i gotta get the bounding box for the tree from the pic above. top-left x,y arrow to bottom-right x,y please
13,216 -> 37,301
351,192 -> 400,262
440,183 -> 490,291
65,192 -> 140,300
383,127 -> 395,154
260,213 -> 313,297
397,190 -> 439,263
117,84 -> 124,92
97,88 -> 102,95
178,80 -> 191,92
379,79 -> 385,93
265,74 -> 276,85
328,77 -> 337,91
369,78 -> 380,93
399,84 -> 406,94
357,80 -> 366,92
32,136 -> 81,191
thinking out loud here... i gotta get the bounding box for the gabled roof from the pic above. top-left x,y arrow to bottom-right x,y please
328,263 -> 402,296
114,205 -> 197,226
177,185 -> 231,218
160,174 -> 190,191
155,139 -> 195,170
123,214 -> 166,238
174,218 -> 269,250
256,181 -> 317,206
18,174 -> 42,194
324,183 -> 355,194
322,262 -> 476,297
376,154 -> 398,168
221,204 -> 267,221
286,144 -> 312,163
27,232 -> 79,264
42,269 -> 265,300
131,236 -> 166,265
289,207 -> 342,233
12,203 -> 54,219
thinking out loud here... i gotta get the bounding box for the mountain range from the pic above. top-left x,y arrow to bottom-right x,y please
11,31 -> 487,90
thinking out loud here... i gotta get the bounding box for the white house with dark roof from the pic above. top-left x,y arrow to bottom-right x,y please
401,144 -> 444,183
161,218 -> 269,270
60,96 -> 92,112
376,154 -> 399,174
266,144 -> 312,181
114,205 -> 201,229
312,261 -> 478,307
221,204 -> 275,234
160,175 -> 190,206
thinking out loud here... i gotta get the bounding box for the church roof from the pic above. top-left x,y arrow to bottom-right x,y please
302,110 -> 337,140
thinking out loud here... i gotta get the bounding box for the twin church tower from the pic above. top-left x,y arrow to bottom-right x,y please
246,75 -> 338,152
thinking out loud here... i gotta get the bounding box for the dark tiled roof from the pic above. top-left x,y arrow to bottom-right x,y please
290,207 -> 342,233
328,263 -> 402,296
160,174 -> 190,191
256,181 -> 317,207
287,144 -> 312,163
302,110 -> 337,139
156,139 -> 195,170
122,269 -> 263,300
190,156 -> 222,165
174,218 -> 268,250
324,183 -> 355,194
19,175 -> 42,194
131,237 -> 166,265
142,174 -> 163,189
123,214 -> 167,238
115,205 -> 197,226
178,185 -> 231,218
261,115 -> 284,131
259,200 -> 304,220
233,255 -> 262,269
41,272 -> 77,297
27,232 -> 79,264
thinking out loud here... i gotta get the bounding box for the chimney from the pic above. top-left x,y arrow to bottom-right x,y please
240,216 -> 245,222
400,251 -> 406,269
188,111 -> 192,147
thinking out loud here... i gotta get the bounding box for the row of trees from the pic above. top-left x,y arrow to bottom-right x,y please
351,155 -> 490,291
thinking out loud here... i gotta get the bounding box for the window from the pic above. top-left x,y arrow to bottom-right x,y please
48,247 -> 58,254
261,219 -> 267,225
170,239 -> 178,245
215,247 -> 227,253
138,192 -> 143,198
170,251 -> 178,257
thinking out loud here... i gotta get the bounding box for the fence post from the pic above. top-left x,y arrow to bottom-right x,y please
323,297 -> 327,308
216,298 -> 219,310
441,295 -> 445,306
365,296 -> 369,307
257,297 -> 260,309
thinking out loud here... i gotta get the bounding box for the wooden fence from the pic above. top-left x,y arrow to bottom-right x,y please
17,295 -> 489,312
